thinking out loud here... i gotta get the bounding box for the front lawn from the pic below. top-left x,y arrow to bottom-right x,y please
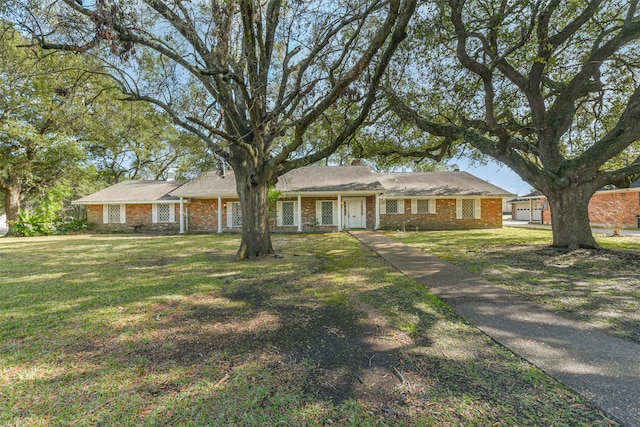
0,233 -> 617,426
384,227 -> 640,343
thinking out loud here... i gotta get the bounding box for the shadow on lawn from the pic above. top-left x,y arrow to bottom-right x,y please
0,234 -> 619,425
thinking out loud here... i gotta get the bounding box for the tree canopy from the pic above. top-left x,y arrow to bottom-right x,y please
10,0 -> 416,258
381,0 -> 640,249
0,20 -> 90,235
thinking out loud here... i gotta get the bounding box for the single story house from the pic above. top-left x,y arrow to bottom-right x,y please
508,179 -> 640,228
73,165 -> 514,233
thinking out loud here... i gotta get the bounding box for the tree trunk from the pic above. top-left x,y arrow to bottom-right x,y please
547,185 -> 599,250
234,169 -> 274,261
4,184 -> 21,237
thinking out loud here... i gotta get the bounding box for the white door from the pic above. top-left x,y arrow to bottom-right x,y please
344,198 -> 366,229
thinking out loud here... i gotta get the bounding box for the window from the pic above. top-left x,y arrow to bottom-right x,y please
315,200 -> 338,225
232,202 -> 242,227
456,198 -> 481,219
277,201 -> 297,226
102,204 -> 126,224
153,203 -> 175,223
226,201 -> 242,227
412,199 -> 436,214
385,199 -> 398,214
380,199 -> 404,214
461,199 -> 474,218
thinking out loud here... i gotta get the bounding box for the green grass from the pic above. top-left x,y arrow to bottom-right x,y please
384,227 -> 640,343
0,233 -> 617,426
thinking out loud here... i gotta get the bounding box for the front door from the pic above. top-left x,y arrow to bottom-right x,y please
344,198 -> 366,229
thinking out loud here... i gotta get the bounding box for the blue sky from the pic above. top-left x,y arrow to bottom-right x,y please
455,158 -> 532,196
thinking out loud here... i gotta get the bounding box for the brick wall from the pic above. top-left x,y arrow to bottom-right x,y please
86,204 -> 180,233
589,191 -> 640,228
379,198 -> 503,230
185,199 -> 220,232
86,196 -> 505,234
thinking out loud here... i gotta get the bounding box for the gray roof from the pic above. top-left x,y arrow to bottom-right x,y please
377,171 -> 514,197
278,165 -> 384,193
170,170 -> 237,198
76,167 -> 515,204
73,180 -> 182,204
507,190 -> 545,203
171,165 -> 384,197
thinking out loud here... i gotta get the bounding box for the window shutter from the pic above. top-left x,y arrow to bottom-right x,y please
456,199 -> 462,219
316,201 -> 321,224
411,199 -> 417,214
103,205 -> 109,223
293,201 -> 298,226
397,199 -> 404,214
332,201 -> 338,225
120,205 -> 126,223
152,204 -> 158,223
227,203 -> 233,228
474,198 -> 482,219
380,199 -> 386,214
169,204 -> 175,222
429,199 -> 436,214
276,201 -> 283,226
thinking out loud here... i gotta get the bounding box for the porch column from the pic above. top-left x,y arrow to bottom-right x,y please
297,195 -> 302,232
337,194 -> 343,231
375,194 -> 380,230
217,196 -> 223,234
179,198 -> 185,234
529,198 -> 533,222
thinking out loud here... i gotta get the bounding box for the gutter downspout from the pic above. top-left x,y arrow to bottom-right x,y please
217,196 -> 223,234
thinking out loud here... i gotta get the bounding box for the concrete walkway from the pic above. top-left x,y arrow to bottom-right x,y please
350,230 -> 640,426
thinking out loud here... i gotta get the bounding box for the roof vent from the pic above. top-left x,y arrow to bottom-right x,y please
166,168 -> 176,181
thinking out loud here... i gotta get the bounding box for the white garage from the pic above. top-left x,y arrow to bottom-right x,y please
509,192 -> 545,222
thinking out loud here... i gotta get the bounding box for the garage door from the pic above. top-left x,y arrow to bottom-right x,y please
514,203 -> 542,221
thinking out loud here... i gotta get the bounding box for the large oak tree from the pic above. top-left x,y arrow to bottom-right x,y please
13,0 -> 416,259
382,0 -> 640,249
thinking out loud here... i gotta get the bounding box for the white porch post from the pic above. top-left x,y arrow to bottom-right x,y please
375,194 -> 380,230
529,198 -> 533,222
217,196 -> 223,234
338,194 -> 343,231
179,198 -> 185,234
297,195 -> 302,232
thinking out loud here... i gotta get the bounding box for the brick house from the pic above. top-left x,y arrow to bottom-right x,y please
73,165 -> 514,233
508,180 -> 640,228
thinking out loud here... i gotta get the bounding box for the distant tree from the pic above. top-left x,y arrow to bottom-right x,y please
77,97 -> 216,184
13,0 -> 416,259
0,21 -> 89,236
383,0 -> 640,249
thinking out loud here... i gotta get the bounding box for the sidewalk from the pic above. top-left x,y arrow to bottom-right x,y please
350,230 -> 640,426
